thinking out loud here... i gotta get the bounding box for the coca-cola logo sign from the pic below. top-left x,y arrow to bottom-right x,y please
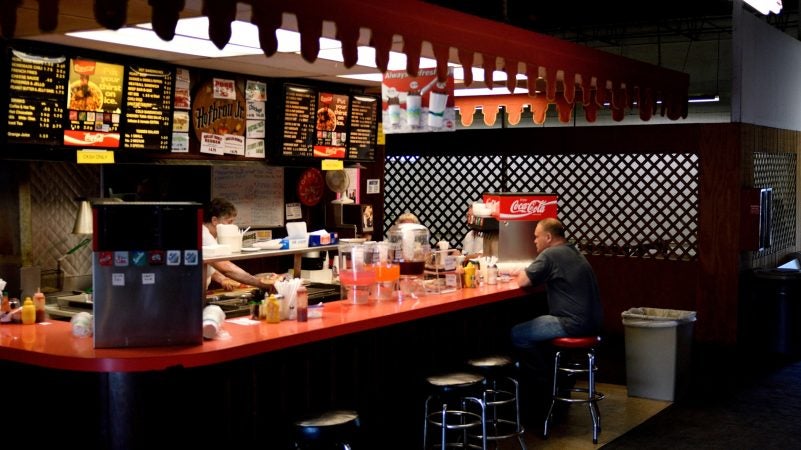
510,199 -> 552,215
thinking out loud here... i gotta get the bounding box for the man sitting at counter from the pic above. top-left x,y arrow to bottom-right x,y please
203,198 -> 275,291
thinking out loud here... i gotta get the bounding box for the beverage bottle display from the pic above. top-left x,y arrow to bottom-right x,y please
21,297 -> 36,325
33,289 -> 46,322
406,81 -> 422,128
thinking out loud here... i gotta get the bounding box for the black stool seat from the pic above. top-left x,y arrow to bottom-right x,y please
293,410 -> 360,450
545,336 -> 604,444
424,372 -> 488,450
467,355 -> 526,449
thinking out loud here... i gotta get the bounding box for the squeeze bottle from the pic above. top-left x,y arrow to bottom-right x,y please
21,297 -> 36,325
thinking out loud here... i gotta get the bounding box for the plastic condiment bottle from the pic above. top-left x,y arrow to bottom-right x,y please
1,291 -> 9,314
33,289 -> 46,322
463,263 -> 476,288
266,294 -> 281,323
296,285 -> 308,322
21,297 -> 36,325
488,265 -> 498,285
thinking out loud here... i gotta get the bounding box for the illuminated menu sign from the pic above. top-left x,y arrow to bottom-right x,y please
349,95 -> 378,160
313,91 -> 348,159
282,85 -> 316,158
64,58 -> 124,148
281,84 -> 377,161
6,49 -> 67,146
124,65 -> 174,150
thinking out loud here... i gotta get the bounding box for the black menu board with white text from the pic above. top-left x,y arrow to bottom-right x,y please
281,85 -> 316,158
279,83 -> 377,162
6,49 -> 67,146
349,95 -> 378,160
124,65 -> 174,150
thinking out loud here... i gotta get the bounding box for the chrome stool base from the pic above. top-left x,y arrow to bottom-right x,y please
423,372 -> 488,450
467,355 -> 526,449
543,337 -> 605,444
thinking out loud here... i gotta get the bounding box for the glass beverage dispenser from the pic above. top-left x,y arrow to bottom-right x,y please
387,223 -> 430,298
337,241 -> 377,304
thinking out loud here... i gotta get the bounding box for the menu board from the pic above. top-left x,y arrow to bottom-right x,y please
6,49 -> 67,146
64,57 -> 124,148
124,65 -> 174,150
313,91 -> 348,158
282,85 -> 316,158
280,84 -> 378,162
349,95 -> 378,160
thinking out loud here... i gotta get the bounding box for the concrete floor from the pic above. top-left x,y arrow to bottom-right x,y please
496,383 -> 671,449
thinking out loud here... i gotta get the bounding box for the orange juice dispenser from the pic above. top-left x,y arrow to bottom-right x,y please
373,241 -> 400,301
482,192 -> 559,267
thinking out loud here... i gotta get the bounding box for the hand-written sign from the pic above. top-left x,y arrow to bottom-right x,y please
212,165 -> 285,227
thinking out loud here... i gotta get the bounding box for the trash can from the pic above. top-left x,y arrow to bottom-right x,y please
744,268 -> 801,355
621,307 -> 697,401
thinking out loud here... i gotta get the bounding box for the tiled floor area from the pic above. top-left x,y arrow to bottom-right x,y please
497,383 -> 672,449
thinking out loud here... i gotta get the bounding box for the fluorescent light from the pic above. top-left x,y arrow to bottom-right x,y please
688,95 -> 719,103
67,27 -> 264,57
743,0 -> 782,15
454,87 -> 528,97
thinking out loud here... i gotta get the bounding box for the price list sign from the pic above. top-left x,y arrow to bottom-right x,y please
124,66 -> 174,150
348,95 -> 378,160
281,85 -> 316,157
7,49 -> 67,146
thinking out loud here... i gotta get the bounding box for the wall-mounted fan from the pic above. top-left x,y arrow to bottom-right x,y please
325,170 -> 354,204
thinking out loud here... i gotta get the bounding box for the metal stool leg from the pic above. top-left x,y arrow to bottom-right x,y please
543,350 -> 562,438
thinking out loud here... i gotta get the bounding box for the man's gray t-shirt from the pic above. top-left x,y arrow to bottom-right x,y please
524,243 -> 603,335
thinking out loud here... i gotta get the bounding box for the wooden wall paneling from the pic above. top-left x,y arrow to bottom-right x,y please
697,123 -> 742,345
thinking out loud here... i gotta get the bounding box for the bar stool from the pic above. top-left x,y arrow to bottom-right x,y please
466,355 -> 526,449
292,409 -> 360,450
543,336 -> 605,444
423,372 -> 488,450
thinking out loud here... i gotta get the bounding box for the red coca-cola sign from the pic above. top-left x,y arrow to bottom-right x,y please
483,193 -> 558,221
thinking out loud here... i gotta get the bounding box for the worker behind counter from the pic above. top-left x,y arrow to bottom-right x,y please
203,198 -> 277,292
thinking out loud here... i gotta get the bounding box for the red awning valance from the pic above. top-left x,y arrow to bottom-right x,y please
0,0 -> 689,122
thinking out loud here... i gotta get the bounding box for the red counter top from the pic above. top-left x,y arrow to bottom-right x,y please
0,282 -> 532,373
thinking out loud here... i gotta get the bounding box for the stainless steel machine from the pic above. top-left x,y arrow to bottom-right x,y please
92,202 -> 204,348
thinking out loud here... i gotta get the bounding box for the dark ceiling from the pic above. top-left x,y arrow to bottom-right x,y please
424,1 -> 799,46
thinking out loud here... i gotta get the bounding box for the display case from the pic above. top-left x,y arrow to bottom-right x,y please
423,249 -> 460,294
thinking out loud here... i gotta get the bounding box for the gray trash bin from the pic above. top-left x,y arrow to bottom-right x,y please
621,307 -> 697,401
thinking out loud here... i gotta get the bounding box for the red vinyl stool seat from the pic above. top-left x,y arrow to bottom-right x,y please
544,336 -> 605,444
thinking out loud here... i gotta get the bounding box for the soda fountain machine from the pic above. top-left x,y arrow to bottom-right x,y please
92,202 -> 204,348
482,192 -> 559,267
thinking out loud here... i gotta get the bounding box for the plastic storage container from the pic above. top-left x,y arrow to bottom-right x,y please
621,307 -> 697,401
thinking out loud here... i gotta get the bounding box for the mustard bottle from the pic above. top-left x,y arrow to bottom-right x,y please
266,294 -> 281,323
21,297 -> 36,325
464,263 -> 476,288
